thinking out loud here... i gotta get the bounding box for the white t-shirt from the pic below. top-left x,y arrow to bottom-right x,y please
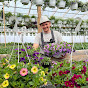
34,30 -> 63,54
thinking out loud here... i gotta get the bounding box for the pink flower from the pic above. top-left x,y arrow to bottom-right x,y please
20,68 -> 28,76
86,78 -> 88,81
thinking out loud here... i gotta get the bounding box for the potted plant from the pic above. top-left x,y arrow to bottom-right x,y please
56,0 -> 66,9
69,0 -> 79,10
21,0 -> 29,5
36,0 -> 43,6
23,15 -> 30,22
43,42 -> 75,59
5,12 -> 13,22
17,13 -> 23,22
43,0 -> 49,10
49,16 -> 55,24
31,15 -> 36,22
49,0 -> 56,8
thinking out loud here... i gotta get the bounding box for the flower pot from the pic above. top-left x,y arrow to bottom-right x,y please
31,18 -> 36,22
21,0 -> 29,5
25,18 -> 29,22
71,2 -> 78,10
36,0 -> 43,6
17,17 -> 22,22
49,0 -> 56,7
58,0 -> 66,9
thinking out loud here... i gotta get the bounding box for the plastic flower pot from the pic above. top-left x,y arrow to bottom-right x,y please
49,0 -> 56,7
70,2 -> 78,10
36,0 -> 43,6
58,0 -> 66,9
21,0 -> 29,5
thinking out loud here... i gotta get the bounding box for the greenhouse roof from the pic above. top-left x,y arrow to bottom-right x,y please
0,0 -> 88,20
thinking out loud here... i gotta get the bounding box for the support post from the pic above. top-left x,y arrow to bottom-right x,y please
37,6 -> 42,33
3,3 -> 6,47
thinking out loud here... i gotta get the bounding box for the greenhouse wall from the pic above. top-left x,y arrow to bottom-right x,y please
0,32 -> 88,43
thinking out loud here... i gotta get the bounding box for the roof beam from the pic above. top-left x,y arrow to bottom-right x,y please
72,11 -> 80,18
62,8 -> 70,17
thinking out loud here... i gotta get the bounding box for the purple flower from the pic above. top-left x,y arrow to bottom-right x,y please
63,48 -> 66,51
21,49 -> 25,51
20,57 -> 25,61
15,48 -> 18,50
40,57 -> 43,60
27,46 -> 31,49
35,62 -> 37,64
59,49 -> 62,52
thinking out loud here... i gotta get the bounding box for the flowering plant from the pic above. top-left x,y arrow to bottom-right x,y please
12,45 -> 51,65
44,42 -> 75,58
0,58 -> 48,88
47,60 -> 88,88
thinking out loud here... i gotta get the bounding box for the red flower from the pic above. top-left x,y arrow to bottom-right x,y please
64,81 -> 70,87
52,72 -> 57,77
71,74 -> 78,81
59,71 -> 64,76
81,69 -> 86,74
86,78 -> 88,81
68,82 -> 74,88
60,63 -> 63,67
72,66 -> 76,70
77,75 -> 82,79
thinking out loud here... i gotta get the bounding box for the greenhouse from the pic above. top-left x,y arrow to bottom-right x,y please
0,0 -> 88,88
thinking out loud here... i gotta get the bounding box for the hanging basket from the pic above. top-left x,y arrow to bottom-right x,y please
21,0 -> 29,5
36,0 -> 43,6
58,0 -> 66,9
70,2 -> 78,10
49,0 -> 56,7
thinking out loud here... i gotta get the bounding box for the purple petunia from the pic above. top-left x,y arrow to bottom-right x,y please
21,49 -> 25,51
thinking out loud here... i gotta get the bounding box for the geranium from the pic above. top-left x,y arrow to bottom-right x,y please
31,66 -> 38,74
2,80 -> 9,87
44,42 -> 75,58
20,68 -> 28,76
4,73 -> 10,79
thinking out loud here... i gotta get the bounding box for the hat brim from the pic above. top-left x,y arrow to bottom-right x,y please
39,21 -> 51,25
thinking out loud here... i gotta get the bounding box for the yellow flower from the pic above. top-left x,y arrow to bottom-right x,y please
9,64 -> 16,69
44,82 -> 47,86
41,71 -> 45,77
39,77 -> 44,81
3,63 -> 6,65
2,80 -> 9,87
5,59 -> 9,63
4,73 -> 10,79
31,66 -> 38,74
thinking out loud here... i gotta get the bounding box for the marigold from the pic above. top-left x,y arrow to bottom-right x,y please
2,80 -> 9,87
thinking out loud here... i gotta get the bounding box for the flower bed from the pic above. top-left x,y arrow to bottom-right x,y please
47,60 -> 88,88
0,58 -> 48,88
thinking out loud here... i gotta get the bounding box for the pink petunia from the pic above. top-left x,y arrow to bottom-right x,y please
20,68 -> 28,76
